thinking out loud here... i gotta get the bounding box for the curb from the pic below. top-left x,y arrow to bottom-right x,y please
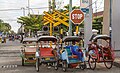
0,45 -> 22,47
113,61 -> 120,68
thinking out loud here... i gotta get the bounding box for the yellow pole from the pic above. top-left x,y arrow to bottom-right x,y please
60,29 -> 63,44
76,25 -> 79,36
60,29 -> 63,35
60,28 -> 63,51
50,23 -> 52,47
50,23 -> 52,36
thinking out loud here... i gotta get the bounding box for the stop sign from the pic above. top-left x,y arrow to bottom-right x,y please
70,9 -> 84,24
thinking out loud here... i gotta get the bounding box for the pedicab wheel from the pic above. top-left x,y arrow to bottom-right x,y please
22,58 -> 24,66
88,55 -> 96,70
54,61 -> 58,70
103,56 -> 113,69
62,60 -> 67,72
80,61 -> 86,70
36,58 -> 39,72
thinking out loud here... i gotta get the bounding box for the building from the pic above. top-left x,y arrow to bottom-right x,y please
111,0 -> 120,51
103,0 -> 120,51
93,11 -> 103,18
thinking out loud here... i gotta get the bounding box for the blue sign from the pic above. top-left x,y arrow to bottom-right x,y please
81,8 -> 89,14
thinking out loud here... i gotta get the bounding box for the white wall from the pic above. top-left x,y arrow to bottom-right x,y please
112,0 -> 120,50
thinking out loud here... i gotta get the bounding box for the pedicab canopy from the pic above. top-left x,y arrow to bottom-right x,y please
63,36 -> 82,42
92,35 -> 110,42
22,37 -> 38,52
23,37 -> 38,43
37,36 -> 57,42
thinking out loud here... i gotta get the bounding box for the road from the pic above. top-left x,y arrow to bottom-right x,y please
0,39 -> 120,73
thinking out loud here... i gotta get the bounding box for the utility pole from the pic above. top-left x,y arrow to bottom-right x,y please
95,1 -> 97,17
110,0 -> 112,38
69,0 -> 72,36
20,7 -> 25,42
84,0 -> 92,48
28,0 -> 30,16
21,7 -> 25,34
21,7 -> 25,16
27,0 -> 30,37
48,0 -> 52,36
48,0 -> 53,47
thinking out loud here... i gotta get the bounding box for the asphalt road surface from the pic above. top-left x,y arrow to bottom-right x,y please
0,39 -> 120,73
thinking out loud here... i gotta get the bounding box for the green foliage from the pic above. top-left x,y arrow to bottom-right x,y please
10,30 -> 16,34
17,15 -> 43,32
64,4 -> 80,10
92,17 -> 103,34
0,19 -> 11,33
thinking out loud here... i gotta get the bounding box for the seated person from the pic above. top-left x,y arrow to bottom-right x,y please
51,42 -> 58,60
86,42 -> 98,57
87,31 -> 98,52
71,41 -> 84,62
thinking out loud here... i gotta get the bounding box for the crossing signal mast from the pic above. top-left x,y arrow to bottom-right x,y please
48,0 -> 52,12
52,0 -> 55,11
48,0 -> 56,12
48,0 -> 56,37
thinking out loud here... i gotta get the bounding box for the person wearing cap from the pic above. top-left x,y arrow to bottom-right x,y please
86,29 -> 98,56
89,29 -> 98,42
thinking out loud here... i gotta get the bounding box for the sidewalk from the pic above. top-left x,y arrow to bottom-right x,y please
113,51 -> 120,68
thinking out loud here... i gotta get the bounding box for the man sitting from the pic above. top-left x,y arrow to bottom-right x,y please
71,41 -> 84,62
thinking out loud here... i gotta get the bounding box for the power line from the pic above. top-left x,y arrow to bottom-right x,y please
56,0 -> 64,10
96,7 -> 104,10
0,7 -> 49,11
30,7 -> 49,9
97,0 -> 104,9
85,0 -> 99,8
93,0 -> 104,14
0,8 -> 21,11
95,0 -> 97,14
1,19 -> 16,22
0,19 -> 17,21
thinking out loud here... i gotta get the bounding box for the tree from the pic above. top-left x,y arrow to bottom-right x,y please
17,15 -> 43,33
64,4 -> 80,10
10,30 -> 16,34
0,19 -> 11,33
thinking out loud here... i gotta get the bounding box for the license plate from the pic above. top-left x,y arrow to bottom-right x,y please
45,58 -> 50,60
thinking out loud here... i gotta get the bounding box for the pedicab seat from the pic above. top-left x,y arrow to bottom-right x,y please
40,48 -> 54,57
64,46 -> 78,58
102,47 -> 112,57
24,47 -> 36,54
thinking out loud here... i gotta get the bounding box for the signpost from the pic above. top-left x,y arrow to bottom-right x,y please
80,0 -> 89,8
80,0 -> 89,14
70,9 -> 84,35
81,0 -> 92,48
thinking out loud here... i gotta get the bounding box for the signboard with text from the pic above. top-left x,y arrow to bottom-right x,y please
80,0 -> 89,13
80,0 -> 89,8
70,9 -> 84,24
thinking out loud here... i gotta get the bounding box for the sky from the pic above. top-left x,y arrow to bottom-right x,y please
0,0 -> 104,33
